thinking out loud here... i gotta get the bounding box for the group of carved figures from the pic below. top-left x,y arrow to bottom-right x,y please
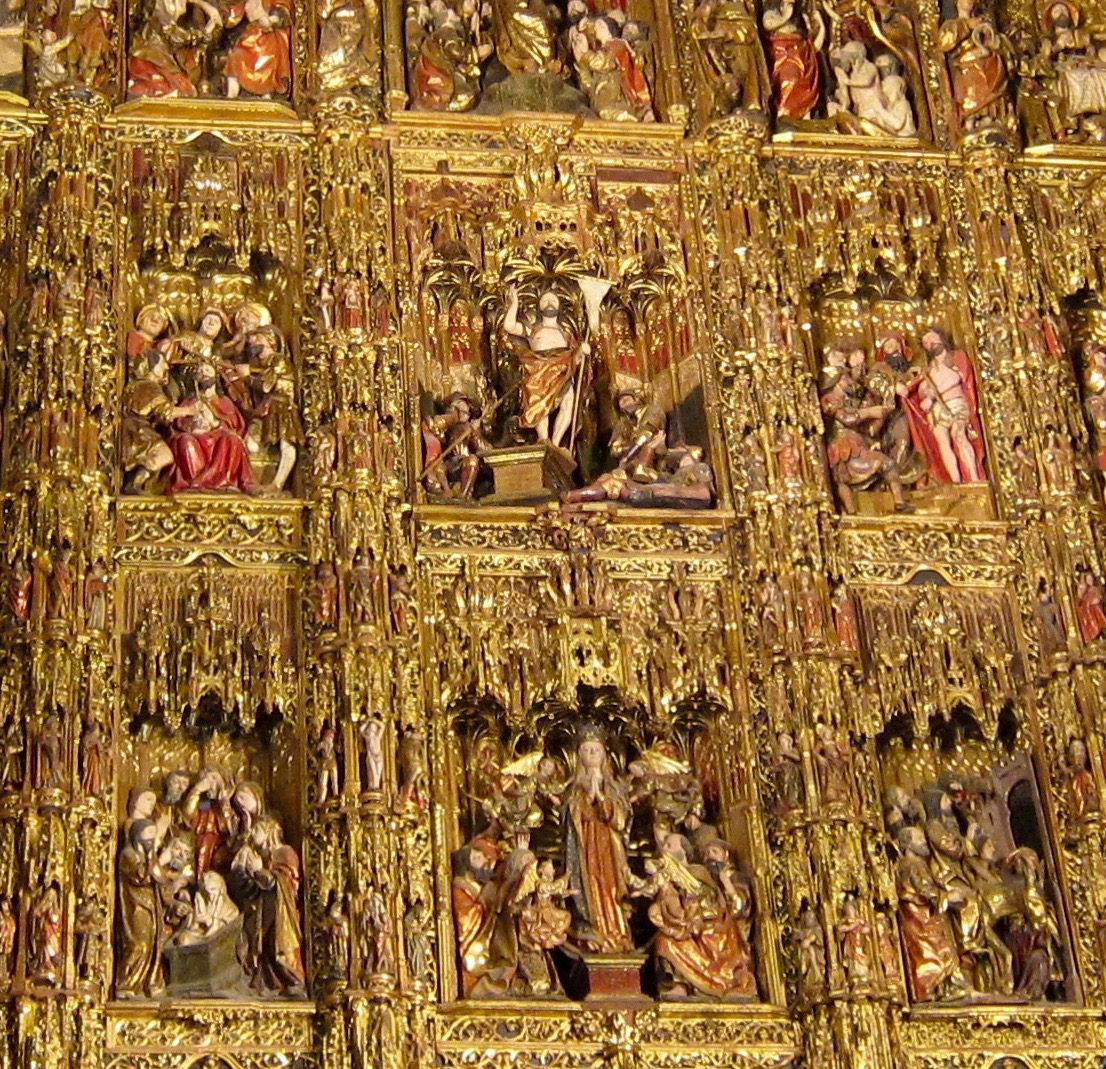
0,704 -> 107,800
123,0 -> 292,98
757,0 -> 1106,142
116,770 -> 305,998
14,0 -> 1106,144
452,728 -> 757,1000
7,547 -> 107,631
886,779 -> 1063,1003
405,0 -> 655,118
123,300 -> 300,495
422,285 -> 715,508
818,328 -> 986,513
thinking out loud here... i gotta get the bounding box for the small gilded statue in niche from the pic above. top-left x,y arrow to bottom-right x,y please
938,0 -> 1014,138
1064,737 -> 1099,825
127,0 -> 292,98
115,772 -> 306,999
122,299 -> 300,495
818,324 -> 988,517
450,702 -> 758,1001
317,0 -> 375,94
1080,339 -> 1106,473
883,721 -> 1069,1004
689,0 -> 768,123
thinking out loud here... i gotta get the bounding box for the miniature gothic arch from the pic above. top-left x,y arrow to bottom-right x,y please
444,687 -> 761,1002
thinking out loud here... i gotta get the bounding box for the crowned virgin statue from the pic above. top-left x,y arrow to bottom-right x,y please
563,727 -> 634,953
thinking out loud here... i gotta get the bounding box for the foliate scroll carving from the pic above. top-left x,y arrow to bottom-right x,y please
106,1004 -> 316,1050
116,498 -> 304,563
837,523 -> 1011,586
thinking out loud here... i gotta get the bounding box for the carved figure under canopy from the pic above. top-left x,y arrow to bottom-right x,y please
222,0 -> 292,97
564,731 -> 634,953
126,0 -> 292,98
647,836 -> 756,999
503,286 -> 586,451
827,40 -> 916,136
1033,0 -> 1106,141
230,815 -> 306,994
451,706 -> 758,1001
571,14 -> 655,122
122,299 -> 298,495
762,0 -> 824,120
1081,340 -> 1106,469
886,770 -> 1066,1004
317,3 -> 375,93
818,326 -> 987,515
689,0 -> 768,121
938,0 -> 1013,135
115,773 -> 305,1000
406,0 -> 493,110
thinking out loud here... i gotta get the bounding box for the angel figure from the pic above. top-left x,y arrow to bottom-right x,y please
482,751 -> 545,847
629,746 -> 702,834
517,859 -> 573,995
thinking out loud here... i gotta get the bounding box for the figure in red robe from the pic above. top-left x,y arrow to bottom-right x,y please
169,368 -> 257,492
223,0 -> 292,98
762,0 -> 823,120
1077,571 -> 1106,643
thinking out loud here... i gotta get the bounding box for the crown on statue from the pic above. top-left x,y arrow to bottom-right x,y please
575,719 -> 606,744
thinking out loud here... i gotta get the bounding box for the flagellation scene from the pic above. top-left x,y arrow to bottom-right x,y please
2,0 -> 1106,1064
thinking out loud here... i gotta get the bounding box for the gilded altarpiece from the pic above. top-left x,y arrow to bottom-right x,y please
5,0 -> 1106,1060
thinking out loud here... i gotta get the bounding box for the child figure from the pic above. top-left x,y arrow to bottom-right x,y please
517,859 -> 574,995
